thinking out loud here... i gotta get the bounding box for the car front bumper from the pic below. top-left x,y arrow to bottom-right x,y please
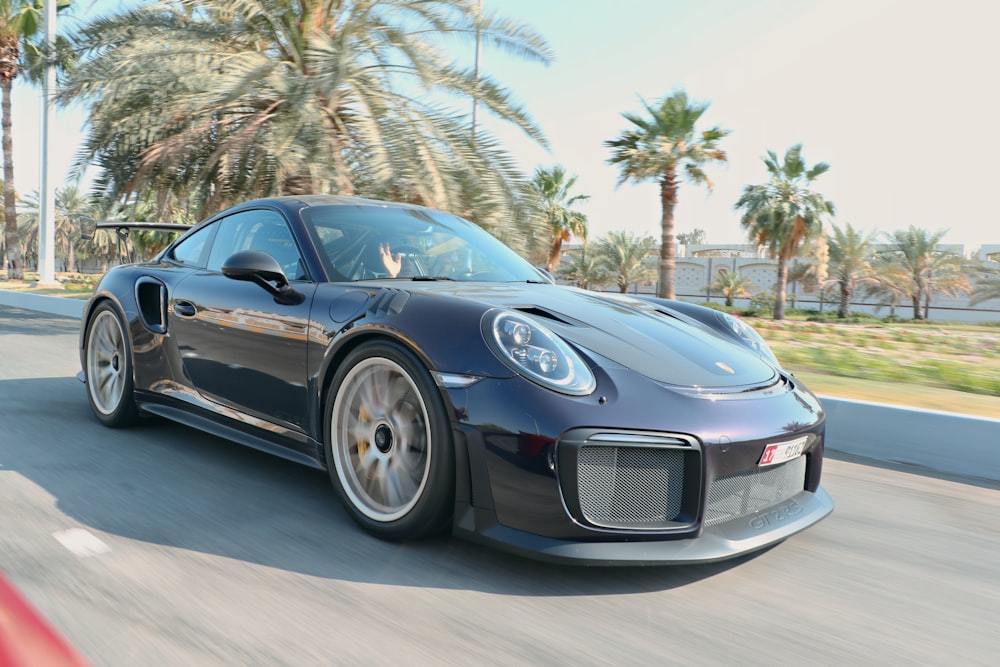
454,486 -> 834,566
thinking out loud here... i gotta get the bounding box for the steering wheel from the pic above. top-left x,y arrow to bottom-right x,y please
382,244 -> 424,278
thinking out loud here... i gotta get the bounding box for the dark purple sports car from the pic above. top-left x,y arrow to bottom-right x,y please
79,195 -> 833,564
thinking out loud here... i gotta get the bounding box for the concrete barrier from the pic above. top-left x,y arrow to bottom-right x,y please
3,288 -> 998,482
0,290 -> 86,318
822,397 -> 1000,482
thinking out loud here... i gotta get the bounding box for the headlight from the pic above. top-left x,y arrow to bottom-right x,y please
484,311 -> 596,396
716,311 -> 780,366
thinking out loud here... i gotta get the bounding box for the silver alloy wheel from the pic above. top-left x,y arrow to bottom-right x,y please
87,309 -> 128,416
332,357 -> 432,522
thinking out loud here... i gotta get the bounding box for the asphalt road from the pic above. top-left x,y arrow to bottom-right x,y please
2,304 -> 999,666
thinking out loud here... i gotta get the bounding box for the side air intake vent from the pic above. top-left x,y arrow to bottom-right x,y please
135,277 -> 167,334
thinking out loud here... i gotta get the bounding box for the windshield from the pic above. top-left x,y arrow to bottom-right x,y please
301,204 -> 545,283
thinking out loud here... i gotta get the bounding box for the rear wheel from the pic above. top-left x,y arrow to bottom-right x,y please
325,341 -> 454,539
85,302 -> 140,427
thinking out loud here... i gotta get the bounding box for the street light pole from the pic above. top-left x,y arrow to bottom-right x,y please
470,0 -> 482,139
38,0 -> 58,286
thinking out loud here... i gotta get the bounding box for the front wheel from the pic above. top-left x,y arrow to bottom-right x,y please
325,341 -> 454,540
84,302 -> 140,427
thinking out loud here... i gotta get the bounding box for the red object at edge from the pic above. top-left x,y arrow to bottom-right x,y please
0,573 -> 90,667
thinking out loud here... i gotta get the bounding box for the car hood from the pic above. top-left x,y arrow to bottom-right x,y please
401,282 -> 779,389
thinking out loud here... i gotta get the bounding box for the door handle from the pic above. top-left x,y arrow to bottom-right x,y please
173,301 -> 197,317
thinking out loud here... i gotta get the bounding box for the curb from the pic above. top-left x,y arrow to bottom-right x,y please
3,289 -> 998,482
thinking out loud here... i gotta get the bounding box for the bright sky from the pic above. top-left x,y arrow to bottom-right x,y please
11,0 -> 999,251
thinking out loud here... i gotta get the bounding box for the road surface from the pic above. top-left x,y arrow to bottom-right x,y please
2,304 -> 998,665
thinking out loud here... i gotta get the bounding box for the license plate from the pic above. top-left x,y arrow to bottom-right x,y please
759,436 -> 807,467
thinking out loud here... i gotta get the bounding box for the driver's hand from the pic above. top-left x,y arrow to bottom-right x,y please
379,243 -> 401,278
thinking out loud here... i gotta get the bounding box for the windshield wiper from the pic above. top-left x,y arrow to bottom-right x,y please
410,276 -> 456,281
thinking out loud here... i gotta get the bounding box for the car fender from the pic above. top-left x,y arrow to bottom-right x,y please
309,287 -> 511,511
314,286 -> 517,383
79,274 -> 141,372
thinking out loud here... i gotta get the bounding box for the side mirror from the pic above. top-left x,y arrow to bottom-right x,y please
222,250 -> 303,305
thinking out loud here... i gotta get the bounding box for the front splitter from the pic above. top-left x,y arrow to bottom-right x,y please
453,486 -> 834,566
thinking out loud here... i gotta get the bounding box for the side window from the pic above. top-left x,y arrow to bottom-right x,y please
206,209 -> 308,280
169,225 -> 214,267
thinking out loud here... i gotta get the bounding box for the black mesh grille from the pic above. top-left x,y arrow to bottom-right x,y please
576,446 -> 685,529
704,455 -> 807,527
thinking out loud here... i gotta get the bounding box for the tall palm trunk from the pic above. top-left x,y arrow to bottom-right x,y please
911,277 -> 925,319
0,43 -> 22,280
773,256 -> 789,320
545,237 -> 563,273
658,171 -> 678,299
837,279 -> 851,318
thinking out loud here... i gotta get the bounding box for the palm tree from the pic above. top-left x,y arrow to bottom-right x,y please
677,228 -> 706,246
605,90 -> 729,299
877,226 -> 959,320
17,185 -> 96,273
786,260 -> 817,302
109,195 -> 197,260
557,245 -> 608,290
528,165 -> 589,273
864,259 -> 909,318
708,269 -> 755,307
0,0 -> 45,279
922,250 -> 970,318
81,225 -> 117,273
970,261 -> 1000,305
61,0 -> 551,223
734,144 -> 835,320
595,230 -> 657,294
477,180 -> 544,259
787,234 -> 829,310
54,185 -> 96,273
0,178 -> 8,264
824,222 -> 878,318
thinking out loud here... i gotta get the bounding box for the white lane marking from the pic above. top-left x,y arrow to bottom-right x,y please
53,529 -> 110,557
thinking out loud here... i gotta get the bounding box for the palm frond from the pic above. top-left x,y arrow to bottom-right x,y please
60,0 -> 549,227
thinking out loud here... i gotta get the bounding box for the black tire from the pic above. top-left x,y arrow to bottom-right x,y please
325,340 -> 454,540
84,302 -> 140,427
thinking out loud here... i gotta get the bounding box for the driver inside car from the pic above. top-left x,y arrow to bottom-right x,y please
375,236 -> 469,279
379,243 -> 402,278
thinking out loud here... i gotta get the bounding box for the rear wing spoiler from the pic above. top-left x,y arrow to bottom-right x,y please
90,221 -> 194,265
